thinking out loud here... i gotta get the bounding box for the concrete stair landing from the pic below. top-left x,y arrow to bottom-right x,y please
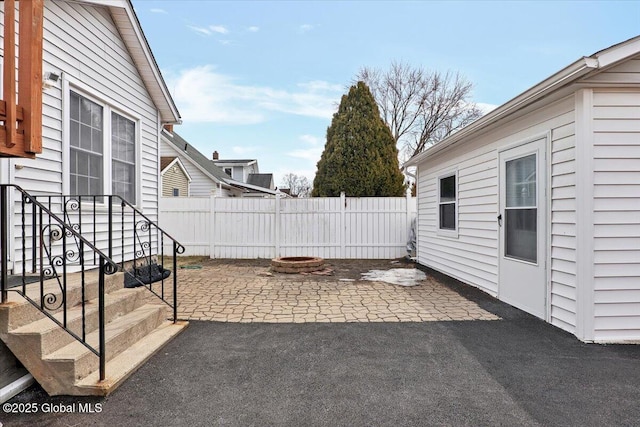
0,271 -> 188,396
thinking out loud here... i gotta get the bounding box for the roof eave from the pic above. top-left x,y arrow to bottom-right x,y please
404,56 -> 599,167
227,180 -> 279,195
161,157 -> 192,182
68,0 -> 181,124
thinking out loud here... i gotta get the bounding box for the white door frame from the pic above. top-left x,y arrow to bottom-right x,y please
497,134 -> 549,320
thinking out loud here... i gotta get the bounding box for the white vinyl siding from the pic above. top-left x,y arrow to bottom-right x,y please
549,120 -> 577,333
591,89 -> 640,342
416,96 -> 576,318
582,57 -> 640,84
8,2 -> 159,209
4,1 -> 163,272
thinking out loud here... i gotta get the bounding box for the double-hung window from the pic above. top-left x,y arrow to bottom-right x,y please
69,90 -> 137,204
438,173 -> 457,232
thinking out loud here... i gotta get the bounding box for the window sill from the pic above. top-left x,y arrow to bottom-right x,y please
436,228 -> 459,239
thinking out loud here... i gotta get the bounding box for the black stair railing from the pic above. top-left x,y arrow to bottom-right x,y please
30,194 -> 185,322
1,184 -> 118,381
0,185 -> 185,381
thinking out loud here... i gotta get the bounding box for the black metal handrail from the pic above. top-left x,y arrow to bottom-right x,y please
0,184 -> 118,381
1,186 -> 185,382
29,194 -> 185,322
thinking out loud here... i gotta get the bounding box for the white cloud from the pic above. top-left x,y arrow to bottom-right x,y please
150,8 -> 168,14
165,65 -> 342,125
287,134 -> 324,163
299,134 -> 321,146
187,25 -> 211,36
288,146 -> 323,162
247,26 -> 260,33
299,24 -> 314,33
210,25 -> 229,34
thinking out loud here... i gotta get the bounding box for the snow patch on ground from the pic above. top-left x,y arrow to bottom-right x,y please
361,269 -> 426,287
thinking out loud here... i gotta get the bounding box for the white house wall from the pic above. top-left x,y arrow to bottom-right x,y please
590,89 -> 640,342
3,1 -> 163,270
416,96 -> 578,333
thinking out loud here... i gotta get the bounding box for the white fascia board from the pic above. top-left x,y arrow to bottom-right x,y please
175,159 -> 193,182
160,157 -> 192,182
214,160 -> 257,167
66,0 -> 127,6
592,36 -> 640,68
404,57 -> 599,168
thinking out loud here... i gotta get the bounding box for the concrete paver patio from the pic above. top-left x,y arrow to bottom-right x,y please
173,259 -> 499,323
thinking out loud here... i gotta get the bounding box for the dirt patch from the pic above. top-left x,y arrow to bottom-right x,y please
198,258 -> 416,281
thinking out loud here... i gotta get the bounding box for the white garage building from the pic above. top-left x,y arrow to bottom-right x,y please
405,36 -> 640,343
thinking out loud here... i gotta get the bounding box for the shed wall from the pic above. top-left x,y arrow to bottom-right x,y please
416,96 -> 578,333
590,89 -> 640,341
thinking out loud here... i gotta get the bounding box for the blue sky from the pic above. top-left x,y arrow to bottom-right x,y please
133,1 -> 640,185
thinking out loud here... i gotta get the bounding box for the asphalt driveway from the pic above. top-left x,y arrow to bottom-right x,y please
2,269 -> 640,426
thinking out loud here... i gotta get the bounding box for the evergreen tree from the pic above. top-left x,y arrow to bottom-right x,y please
312,82 -> 405,197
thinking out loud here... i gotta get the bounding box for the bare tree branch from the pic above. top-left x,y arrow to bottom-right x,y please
280,173 -> 312,198
357,64 -> 483,160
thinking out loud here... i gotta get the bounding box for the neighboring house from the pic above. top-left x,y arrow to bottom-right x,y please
405,36 -> 640,343
161,130 -> 281,197
161,130 -> 242,197
0,0 -> 185,397
212,154 -> 259,183
247,173 -> 275,190
161,157 -> 191,197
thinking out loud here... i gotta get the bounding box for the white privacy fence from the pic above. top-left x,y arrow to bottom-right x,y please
159,193 -> 416,259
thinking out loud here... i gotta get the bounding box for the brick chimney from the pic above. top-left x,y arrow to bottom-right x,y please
212,151 -> 219,160
163,124 -> 173,132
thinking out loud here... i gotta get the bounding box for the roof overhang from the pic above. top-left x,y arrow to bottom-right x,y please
213,160 -> 258,167
161,135 -> 233,189
404,35 -> 640,167
228,180 -> 281,196
66,0 -> 181,124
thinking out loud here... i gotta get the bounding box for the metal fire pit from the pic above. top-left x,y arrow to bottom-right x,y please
271,256 -> 325,274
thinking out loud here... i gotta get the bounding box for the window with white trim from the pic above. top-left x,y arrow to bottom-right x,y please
69,90 -> 137,204
438,174 -> 457,231
70,92 -> 103,196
